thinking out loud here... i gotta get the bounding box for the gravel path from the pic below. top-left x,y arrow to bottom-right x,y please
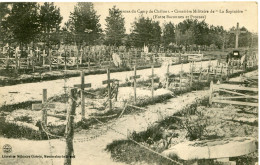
0,90 -> 209,165
0,60 -> 216,107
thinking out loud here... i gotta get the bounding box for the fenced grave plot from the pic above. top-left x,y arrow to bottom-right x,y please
168,65 -> 190,92
209,81 -> 258,107
106,96 -> 258,165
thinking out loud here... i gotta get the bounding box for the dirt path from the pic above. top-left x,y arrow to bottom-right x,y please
0,89 -> 209,165
0,60 -> 216,107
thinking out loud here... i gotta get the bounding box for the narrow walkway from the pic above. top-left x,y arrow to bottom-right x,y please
0,90 -> 208,165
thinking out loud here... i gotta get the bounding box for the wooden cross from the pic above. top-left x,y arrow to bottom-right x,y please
130,66 -> 141,102
230,22 -> 247,49
74,71 -> 91,119
80,47 -> 83,64
165,64 -> 170,89
35,47 -> 40,60
41,50 -> 47,65
15,47 -> 21,57
14,47 -> 21,70
102,69 -> 119,110
32,89 -> 55,125
149,65 -> 159,98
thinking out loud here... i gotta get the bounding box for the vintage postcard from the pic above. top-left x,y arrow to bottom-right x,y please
0,1 -> 258,165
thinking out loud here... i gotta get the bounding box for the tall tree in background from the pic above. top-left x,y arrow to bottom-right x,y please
130,16 -> 161,48
105,5 -> 125,46
5,2 -> 39,47
39,2 -> 62,48
176,19 -> 195,46
162,22 -> 175,47
0,3 -> 11,45
69,2 -> 102,45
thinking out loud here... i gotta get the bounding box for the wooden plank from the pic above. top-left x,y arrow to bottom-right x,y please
212,99 -> 258,107
217,84 -> 258,92
102,79 -> 119,85
32,103 -> 55,110
74,83 -> 91,88
214,95 -> 258,99
47,113 -> 66,119
130,75 -> 141,80
218,88 -> 247,96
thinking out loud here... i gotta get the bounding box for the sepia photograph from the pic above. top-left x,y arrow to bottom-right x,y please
0,1 -> 258,165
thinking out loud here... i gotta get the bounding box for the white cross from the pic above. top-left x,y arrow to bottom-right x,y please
35,47 -> 40,54
41,49 -> 47,57
15,47 -> 21,57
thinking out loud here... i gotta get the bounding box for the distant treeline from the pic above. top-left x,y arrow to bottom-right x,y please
0,2 -> 258,52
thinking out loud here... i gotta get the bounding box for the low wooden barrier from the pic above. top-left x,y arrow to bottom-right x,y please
209,81 -> 258,107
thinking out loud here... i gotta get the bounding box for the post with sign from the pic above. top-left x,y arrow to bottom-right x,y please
73,71 -> 91,119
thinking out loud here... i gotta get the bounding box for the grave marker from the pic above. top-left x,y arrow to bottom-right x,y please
130,66 -> 141,102
41,49 -> 47,65
32,89 -> 55,125
73,71 -> 91,119
102,69 -> 118,110
230,23 -> 247,49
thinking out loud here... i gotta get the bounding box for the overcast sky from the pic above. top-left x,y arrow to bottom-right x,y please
53,2 -> 258,33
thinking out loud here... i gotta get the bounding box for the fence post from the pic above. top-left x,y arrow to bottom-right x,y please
209,81 -> 213,105
207,60 -> 210,82
190,62 -> 193,87
81,71 -> 85,119
107,68 -> 112,110
220,63 -> 223,82
151,65 -> 154,98
88,54 -> 91,70
166,63 -> 169,89
199,61 -> 202,82
42,89 -> 47,125
49,48 -> 52,71
180,63 -> 183,91
15,52 -> 18,73
133,66 -> 137,102
64,88 -> 77,165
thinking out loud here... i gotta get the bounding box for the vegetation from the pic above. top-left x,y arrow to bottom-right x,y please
0,3 -> 257,57
104,6 -> 126,46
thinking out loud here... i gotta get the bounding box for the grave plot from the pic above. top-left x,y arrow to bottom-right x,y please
105,70 -> 258,165
106,96 -> 258,165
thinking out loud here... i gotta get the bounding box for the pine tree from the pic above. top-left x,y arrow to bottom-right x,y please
5,2 -> 40,48
69,2 -> 102,45
130,16 -> 161,48
105,6 -> 125,46
39,2 -> 63,47
162,22 -> 175,47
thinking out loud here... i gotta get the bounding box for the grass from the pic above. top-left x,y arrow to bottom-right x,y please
105,139 -> 176,165
0,117 -> 44,140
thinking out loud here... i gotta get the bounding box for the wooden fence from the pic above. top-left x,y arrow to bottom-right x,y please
209,81 -> 258,107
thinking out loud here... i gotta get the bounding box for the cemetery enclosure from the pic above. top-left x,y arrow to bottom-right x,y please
0,56 -> 258,165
